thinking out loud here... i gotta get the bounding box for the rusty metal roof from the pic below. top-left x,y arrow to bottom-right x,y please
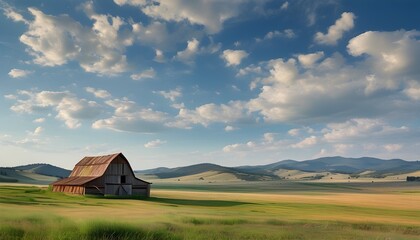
69,153 -> 122,177
52,176 -> 97,186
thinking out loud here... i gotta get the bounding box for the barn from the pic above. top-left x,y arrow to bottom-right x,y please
51,153 -> 150,196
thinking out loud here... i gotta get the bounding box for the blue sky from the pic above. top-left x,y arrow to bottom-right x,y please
1,0 -> 420,170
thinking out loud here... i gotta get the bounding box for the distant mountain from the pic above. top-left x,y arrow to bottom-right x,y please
14,163 -> 71,178
136,163 -> 278,181
251,157 -> 420,175
138,157 -> 420,180
0,164 -> 71,184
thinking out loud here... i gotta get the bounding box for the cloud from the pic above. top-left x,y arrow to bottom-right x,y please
156,87 -> 182,102
130,68 -> 156,80
121,0 -> 246,34
8,69 -> 32,78
85,87 -> 111,99
224,125 -> 237,132
281,2 -> 289,10
154,49 -> 166,63
92,98 -> 169,133
2,5 -> 28,24
175,38 -> 200,64
18,4 -> 133,75
33,118 -> 45,123
347,30 -> 420,93
291,136 -> 318,148
315,12 -> 355,45
255,29 -> 295,42
242,29 -> 420,124
144,139 -> 166,148
223,141 -> 256,153
322,118 -> 409,142
384,144 -> 402,152
8,90 -> 102,128
221,49 -> 249,66
170,101 -> 252,128
32,126 -> 43,136
297,51 -> 324,68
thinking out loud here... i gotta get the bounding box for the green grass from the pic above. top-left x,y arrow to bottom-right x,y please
1,183 -> 420,239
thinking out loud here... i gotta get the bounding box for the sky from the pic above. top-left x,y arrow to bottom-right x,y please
1,0 -> 420,170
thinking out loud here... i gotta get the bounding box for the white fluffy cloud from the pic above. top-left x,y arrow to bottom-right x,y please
170,101 -> 251,128
175,38 -> 200,64
18,4 -> 133,75
315,12 -> 355,45
8,90 -> 102,128
291,136 -> 318,148
255,29 -> 295,42
2,5 -> 28,24
130,68 -> 156,80
92,98 -> 169,133
322,118 -> 409,142
297,51 -> 324,68
144,139 -> 166,148
156,87 -> 182,102
221,49 -> 249,66
241,30 -> 420,124
118,0 -> 246,34
8,69 -> 32,78
348,30 -> 420,80
85,87 -> 111,99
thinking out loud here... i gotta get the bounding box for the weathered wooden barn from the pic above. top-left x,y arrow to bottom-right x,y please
52,153 -> 150,196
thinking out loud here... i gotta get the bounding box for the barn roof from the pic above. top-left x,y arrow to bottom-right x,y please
52,176 -> 98,185
52,152 -> 150,186
69,153 -> 121,177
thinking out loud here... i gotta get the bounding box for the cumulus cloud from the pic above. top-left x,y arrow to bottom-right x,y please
384,144 -> 402,152
155,87 -> 182,102
2,4 -> 28,24
33,118 -> 45,123
18,4 -> 133,75
225,125 -> 237,132
291,136 -> 318,148
92,98 -> 169,133
130,68 -> 156,80
154,49 -> 166,63
8,90 -> 102,128
322,118 -> 409,142
242,29 -> 420,124
144,139 -> 166,148
297,51 -> 324,68
223,141 -> 256,152
119,0 -> 246,34
347,30 -> 420,94
32,126 -> 43,136
315,12 -> 355,45
85,87 -> 111,99
175,38 -> 200,64
169,101 -> 251,128
221,49 -> 249,66
281,2 -> 289,10
8,69 -> 32,78
255,29 -> 295,42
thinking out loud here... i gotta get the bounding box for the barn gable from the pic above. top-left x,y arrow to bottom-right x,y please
52,153 -> 150,196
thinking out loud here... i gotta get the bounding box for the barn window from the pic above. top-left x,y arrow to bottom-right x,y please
121,175 -> 126,183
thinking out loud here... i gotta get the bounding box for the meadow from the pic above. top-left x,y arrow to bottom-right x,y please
1,181 -> 420,239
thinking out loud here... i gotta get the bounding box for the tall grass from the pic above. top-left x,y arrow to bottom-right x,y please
1,185 -> 420,239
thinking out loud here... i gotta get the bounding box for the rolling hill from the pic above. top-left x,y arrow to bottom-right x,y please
0,164 -> 71,184
137,157 -> 420,181
1,157 -> 419,184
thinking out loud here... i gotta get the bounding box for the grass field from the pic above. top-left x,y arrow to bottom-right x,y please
1,181 -> 420,239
